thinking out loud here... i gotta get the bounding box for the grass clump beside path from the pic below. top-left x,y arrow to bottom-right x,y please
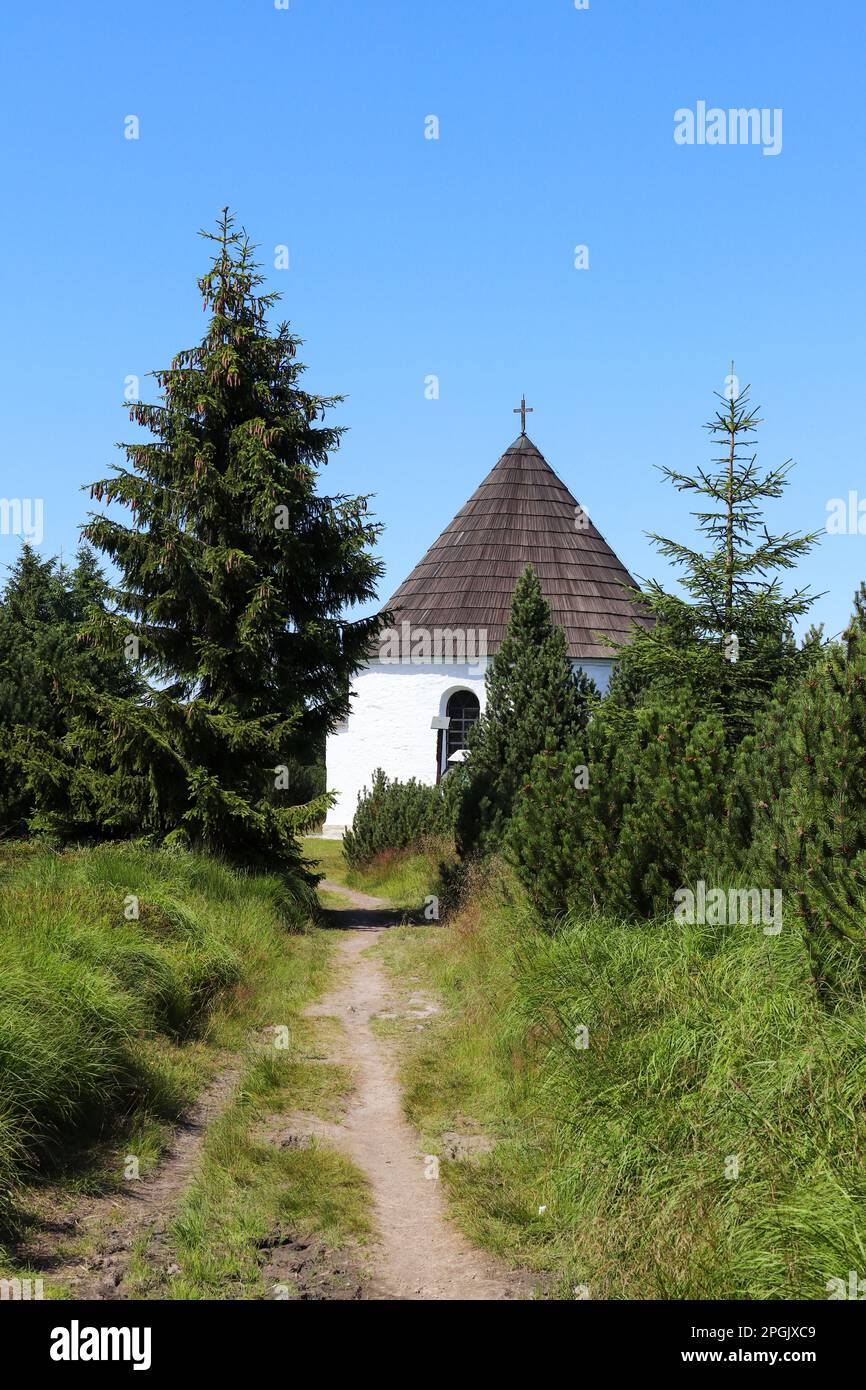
306,835 -> 451,913
0,842 -> 320,1213
378,861 -> 866,1300
127,1043 -> 371,1300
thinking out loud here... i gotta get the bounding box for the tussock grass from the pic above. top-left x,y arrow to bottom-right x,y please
379,861 -> 866,1299
0,842 -> 317,1211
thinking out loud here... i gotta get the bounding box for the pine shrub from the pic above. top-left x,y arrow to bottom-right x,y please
509,692 -> 730,923
747,624 -> 866,966
343,769 -> 454,867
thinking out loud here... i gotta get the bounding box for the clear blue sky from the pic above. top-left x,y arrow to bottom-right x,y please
1,0 -> 864,638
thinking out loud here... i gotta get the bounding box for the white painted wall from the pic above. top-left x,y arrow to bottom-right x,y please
324,657 -> 613,832
326,662 -> 485,829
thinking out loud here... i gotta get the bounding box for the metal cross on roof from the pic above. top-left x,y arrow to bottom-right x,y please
513,395 -> 533,434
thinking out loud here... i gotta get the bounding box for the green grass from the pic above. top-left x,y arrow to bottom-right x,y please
305,835 -> 451,912
303,836 -> 345,880
377,859 -> 866,1300
0,840 -> 375,1299
0,841 -> 321,1216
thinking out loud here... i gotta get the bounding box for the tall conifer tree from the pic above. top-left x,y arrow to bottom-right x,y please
82,210 -> 385,870
611,377 -> 820,739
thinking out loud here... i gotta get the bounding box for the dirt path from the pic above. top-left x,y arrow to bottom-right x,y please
304,884 -> 532,1301
15,885 -> 530,1301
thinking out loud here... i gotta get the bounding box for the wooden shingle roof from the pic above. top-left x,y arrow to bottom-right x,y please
384,434 -> 649,660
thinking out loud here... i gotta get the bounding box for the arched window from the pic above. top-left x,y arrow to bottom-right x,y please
445,689 -> 480,762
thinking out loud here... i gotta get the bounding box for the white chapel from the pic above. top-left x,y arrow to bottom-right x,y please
324,419 -> 646,834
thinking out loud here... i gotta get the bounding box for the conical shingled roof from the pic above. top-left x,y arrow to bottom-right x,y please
384,434 -> 649,660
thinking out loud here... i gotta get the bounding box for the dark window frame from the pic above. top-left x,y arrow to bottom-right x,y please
445,689 -> 480,762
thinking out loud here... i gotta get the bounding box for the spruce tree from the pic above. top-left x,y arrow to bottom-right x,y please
0,547 -> 67,738
80,209 -> 385,870
612,377 -> 820,740
0,546 -> 66,833
456,565 -> 597,858
0,545 -> 139,836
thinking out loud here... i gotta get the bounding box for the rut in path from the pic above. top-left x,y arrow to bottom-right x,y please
308,884 -> 532,1301
17,1064 -> 240,1299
